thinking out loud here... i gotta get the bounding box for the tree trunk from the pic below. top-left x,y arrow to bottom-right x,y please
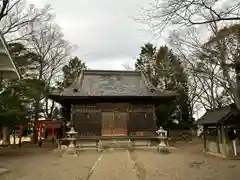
2,126 -> 10,145
32,124 -> 38,143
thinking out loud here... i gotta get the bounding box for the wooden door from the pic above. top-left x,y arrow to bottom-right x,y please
101,112 -> 114,136
114,112 -> 128,136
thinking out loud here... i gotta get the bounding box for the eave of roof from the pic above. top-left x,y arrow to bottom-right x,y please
0,32 -> 20,79
196,104 -> 239,125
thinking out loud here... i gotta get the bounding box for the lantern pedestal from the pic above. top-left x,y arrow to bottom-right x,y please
156,127 -> 168,152
158,137 -> 167,147
64,127 -> 78,156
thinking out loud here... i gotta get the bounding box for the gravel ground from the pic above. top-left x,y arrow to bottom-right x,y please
0,146 -> 240,180
131,150 -> 240,180
0,150 -> 101,180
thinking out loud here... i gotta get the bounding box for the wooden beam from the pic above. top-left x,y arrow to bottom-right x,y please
203,125 -> 207,151
70,104 -> 74,126
217,125 -> 221,153
221,124 -> 228,156
153,112 -> 157,129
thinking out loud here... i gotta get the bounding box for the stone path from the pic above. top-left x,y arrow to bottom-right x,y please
89,151 -> 137,180
1,149 -> 240,180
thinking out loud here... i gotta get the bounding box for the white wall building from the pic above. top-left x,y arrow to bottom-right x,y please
0,32 -> 20,81
0,32 -> 20,145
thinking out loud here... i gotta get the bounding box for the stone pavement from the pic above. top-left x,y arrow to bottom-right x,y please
89,150 -> 137,180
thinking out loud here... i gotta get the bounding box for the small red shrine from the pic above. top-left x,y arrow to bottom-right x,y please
36,120 -> 64,139
16,119 -> 64,140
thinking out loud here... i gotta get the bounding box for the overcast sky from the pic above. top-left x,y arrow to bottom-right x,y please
27,0 -> 165,70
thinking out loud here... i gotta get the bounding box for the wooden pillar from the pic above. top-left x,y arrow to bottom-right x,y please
203,125 -> 207,151
38,124 -> 42,140
65,104 -> 71,123
221,124 -> 228,156
51,127 -> 55,137
217,125 -> 221,153
62,123 -> 66,137
70,104 -> 74,126
153,112 -> 157,129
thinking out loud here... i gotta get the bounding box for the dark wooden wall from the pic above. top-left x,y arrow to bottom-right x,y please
72,103 -> 157,137
73,104 -> 101,136
128,104 -> 156,136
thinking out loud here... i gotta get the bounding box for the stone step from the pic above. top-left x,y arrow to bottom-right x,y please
98,140 -> 133,150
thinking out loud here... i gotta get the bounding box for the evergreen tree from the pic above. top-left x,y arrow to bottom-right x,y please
135,44 -> 193,129
58,56 -> 87,88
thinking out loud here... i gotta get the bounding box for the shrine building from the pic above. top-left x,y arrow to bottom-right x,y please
49,70 -> 178,146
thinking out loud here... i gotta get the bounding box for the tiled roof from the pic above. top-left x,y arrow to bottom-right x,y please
52,70 -> 177,97
196,104 -> 239,125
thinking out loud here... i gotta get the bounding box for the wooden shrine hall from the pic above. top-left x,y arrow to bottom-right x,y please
49,70 -> 177,144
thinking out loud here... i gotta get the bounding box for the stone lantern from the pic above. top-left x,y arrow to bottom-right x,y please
63,126 -> 78,156
66,126 -> 77,148
156,126 -> 168,148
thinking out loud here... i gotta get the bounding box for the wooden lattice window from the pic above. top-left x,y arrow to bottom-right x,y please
74,104 -> 97,113
130,104 -> 154,112
73,113 -> 101,136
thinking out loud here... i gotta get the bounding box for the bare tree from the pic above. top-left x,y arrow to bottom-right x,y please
24,21 -> 72,121
0,0 -> 21,21
202,22 -> 240,108
0,1 -> 53,42
139,0 -> 240,35
122,63 -> 134,70
168,25 -> 234,114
